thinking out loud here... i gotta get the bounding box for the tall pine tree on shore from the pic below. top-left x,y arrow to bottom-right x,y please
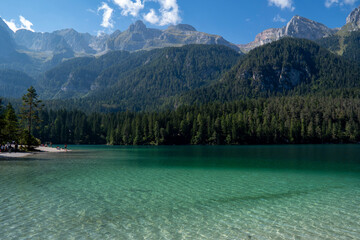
20,86 -> 43,148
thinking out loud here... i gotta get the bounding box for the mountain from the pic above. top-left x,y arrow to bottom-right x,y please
343,5 -> 360,32
38,44 -> 241,111
53,29 -> 97,54
0,17 -> 16,58
12,20 -> 240,55
0,69 -> 35,98
105,21 -> 240,52
317,6 -> 360,61
37,51 -> 132,99
180,38 -> 360,105
240,16 -> 336,52
317,30 -> 360,62
0,18 -> 41,77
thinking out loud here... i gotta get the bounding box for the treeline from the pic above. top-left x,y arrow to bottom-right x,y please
0,86 -> 43,148
0,100 -> 21,143
34,96 -> 360,145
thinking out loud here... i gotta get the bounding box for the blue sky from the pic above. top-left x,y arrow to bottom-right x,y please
0,0 -> 358,44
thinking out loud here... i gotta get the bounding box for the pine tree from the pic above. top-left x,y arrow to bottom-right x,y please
4,103 -> 20,142
0,99 -> 5,143
20,86 -> 44,147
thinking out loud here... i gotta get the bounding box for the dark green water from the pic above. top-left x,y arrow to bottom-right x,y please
0,145 -> 360,239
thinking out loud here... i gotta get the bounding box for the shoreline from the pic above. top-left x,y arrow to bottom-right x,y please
0,146 -> 70,159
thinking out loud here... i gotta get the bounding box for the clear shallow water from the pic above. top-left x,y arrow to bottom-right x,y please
0,145 -> 360,240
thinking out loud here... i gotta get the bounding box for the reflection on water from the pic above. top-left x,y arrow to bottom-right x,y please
0,145 -> 359,239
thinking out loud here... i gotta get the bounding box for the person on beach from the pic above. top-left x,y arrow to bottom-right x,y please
65,144 -> 67,152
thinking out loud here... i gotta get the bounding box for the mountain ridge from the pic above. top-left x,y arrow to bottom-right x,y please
239,15 -> 337,52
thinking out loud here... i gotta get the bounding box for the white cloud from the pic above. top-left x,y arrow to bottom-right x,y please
144,9 -> 160,24
113,0 -> 181,26
3,15 -> 34,32
273,14 -> 287,22
325,0 -> 357,7
113,0 -> 145,17
98,2 -> 114,28
142,0 -> 181,26
268,0 -> 295,11
3,19 -> 18,32
19,16 -> 34,31
157,0 -> 181,26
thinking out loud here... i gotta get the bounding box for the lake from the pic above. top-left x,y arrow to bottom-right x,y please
0,145 -> 359,239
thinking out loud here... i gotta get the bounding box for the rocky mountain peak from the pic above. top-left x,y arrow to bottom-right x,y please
284,15 -> 334,40
54,28 -> 78,36
129,20 -> 147,32
0,17 -> 14,36
167,24 -> 197,32
346,5 -> 360,30
0,17 -> 16,57
239,15 -> 335,52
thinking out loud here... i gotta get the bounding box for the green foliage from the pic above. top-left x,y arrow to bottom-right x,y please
316,35 -> 342,53
0,69 -> 35,98
317,30 -> 360,62
0,98 -> 4,141
19,130 -> 41,149
180,38 -> 360,105
3,103 -> 20,142
38,45 -> 241,111
20,86 -> 44,146
34,96 -> 360,145
342,31 -> 360,62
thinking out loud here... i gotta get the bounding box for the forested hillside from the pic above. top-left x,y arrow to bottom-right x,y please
178,38 -> 360,105
38,44 -> 242,111
0,69 -> 35,98
33,96 -> 360,145
317,30 -> 360,62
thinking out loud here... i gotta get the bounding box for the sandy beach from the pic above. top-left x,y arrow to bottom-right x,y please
0,146 -> 70,158
35,146 -> 69,153
0,152 -> 33,158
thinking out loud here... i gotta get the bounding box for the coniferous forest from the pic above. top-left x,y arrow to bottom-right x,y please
27,96 -> 360,145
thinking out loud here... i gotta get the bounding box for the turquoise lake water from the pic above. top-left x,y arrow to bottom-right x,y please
0,145 -> 360,239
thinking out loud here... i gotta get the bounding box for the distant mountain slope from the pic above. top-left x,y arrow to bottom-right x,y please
0,17 -> 17,59
37,51 -> 132,98
180,38 -> 360,105
38,45 -> 242,111
106,21 -> 240,52
0,69 -> 35,98
89,45 -> 241,110
317,6 -> 360,62
317,30 -> 360,62
341,5 -> 360,32
12,20 -> 240,55
239,16 -> 337,52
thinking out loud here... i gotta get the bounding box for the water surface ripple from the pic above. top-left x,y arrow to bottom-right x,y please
0,145 -> 359,239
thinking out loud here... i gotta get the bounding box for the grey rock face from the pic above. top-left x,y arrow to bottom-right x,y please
14,29 -> 101,54
106,20 -> 240,52
0,17 -> 14,36
14,30 -> 71,52
240,16 -> 336,52
284,16 -> 335,40
345,5 -> 360,31
241,65 -> 311,93
53,29 -> 96,54
0,18 -> 16,58
9,20 -> 239,55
